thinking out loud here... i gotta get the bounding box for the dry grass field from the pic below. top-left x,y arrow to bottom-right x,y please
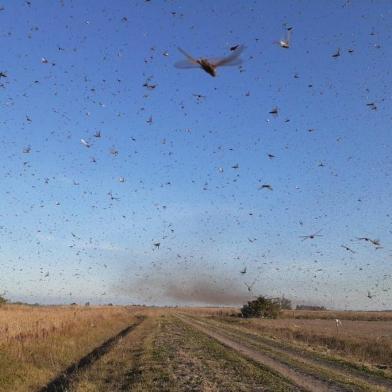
0,305 -> 143,392
280,309 -> 392,321
210,314 -> 392,367
1,305 -> 391,391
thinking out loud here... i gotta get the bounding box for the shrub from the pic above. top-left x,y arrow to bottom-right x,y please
241,296 -> 281,319
0,294 -> 8,306
278,297 -> 292,310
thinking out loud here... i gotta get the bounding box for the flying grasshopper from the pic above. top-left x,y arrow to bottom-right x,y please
275,26 -> 293,49
175,45 -> 245,77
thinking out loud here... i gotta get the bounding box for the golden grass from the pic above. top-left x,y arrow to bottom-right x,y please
176,306 -> 238,317
214,316 -> 392,368
281,309 -> 392,321
0,304 -> 137,342
1,305 -> 391,391
70,316 -> 157,391
0,304 -> 142,392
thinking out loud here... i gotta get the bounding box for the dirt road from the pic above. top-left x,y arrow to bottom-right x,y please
178,314 -> 392,392
48,313 -> 301,391
35,313 -> 391,391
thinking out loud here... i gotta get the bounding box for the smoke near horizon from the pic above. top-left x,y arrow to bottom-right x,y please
163,279 -> 252,305
115,263 -> 254,306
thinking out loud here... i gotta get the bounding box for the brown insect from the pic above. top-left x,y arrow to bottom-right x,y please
275,27 -> 293,49
175,45 -> 244,77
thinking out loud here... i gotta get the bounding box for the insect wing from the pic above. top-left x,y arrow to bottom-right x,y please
174,60 -> 201,69
210,57 -> 243,67
177,47 -> 198,64
212,45 -> 245,67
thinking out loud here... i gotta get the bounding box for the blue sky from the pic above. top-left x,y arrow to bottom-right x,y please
0,0 -> 391,309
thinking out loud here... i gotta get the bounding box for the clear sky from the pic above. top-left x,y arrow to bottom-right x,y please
0,0 -> 391,309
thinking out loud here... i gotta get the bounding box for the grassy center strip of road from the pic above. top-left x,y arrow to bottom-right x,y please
201,315 -> 392,389
38,315 -> 146,392
177,315 -> 387,392
130,314 -> 302,391
69,314 -> 158,391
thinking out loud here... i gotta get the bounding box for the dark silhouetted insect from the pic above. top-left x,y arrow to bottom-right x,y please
341,244 -> 356,254
143,81 -> 157,90
108,192 -> 120,201
357,237 -> 380,246
153,242 -> 161,249
110,148 -> 118,156
332,48 -> 340,58
0,71 -> 7,78
240,267 -> 247,274
269,107 -> 279,116
259,184 -> 273,191
193,93 -> 206,100
175,45 -> 244,77
244,279 -> 257,292
366,102 -> 377,111
300,230 -> 323,241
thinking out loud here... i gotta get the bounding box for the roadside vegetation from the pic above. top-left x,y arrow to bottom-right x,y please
183,314 -> 392,391
280,309 -> 392,321
1,305 -> 391,391
0,304 -> 141,392
240,296 -> 283,318
208,314 -> 392,372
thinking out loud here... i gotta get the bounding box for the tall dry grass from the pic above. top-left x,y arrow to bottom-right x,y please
218,316 -> 392,368
280,309 -> 392,321
177,306 -> 238,317
0,304 -> 142,392
0,304 -> 136,342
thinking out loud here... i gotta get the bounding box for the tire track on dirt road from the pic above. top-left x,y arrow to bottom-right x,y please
177,315 -> 376,392
38,316 -> 146,392
193,315 -> 392,392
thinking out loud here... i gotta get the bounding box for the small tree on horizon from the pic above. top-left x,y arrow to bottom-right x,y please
240,296 -> 281,319
0,294 -> 8,306
278,296 -> 292,310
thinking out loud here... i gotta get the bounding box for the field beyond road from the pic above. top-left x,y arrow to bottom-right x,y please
0,305 -> 391,392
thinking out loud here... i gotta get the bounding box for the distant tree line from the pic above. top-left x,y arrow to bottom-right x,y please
296,305 -> 326,311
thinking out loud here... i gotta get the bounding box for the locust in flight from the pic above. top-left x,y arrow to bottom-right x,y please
175,45 -> 244,77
